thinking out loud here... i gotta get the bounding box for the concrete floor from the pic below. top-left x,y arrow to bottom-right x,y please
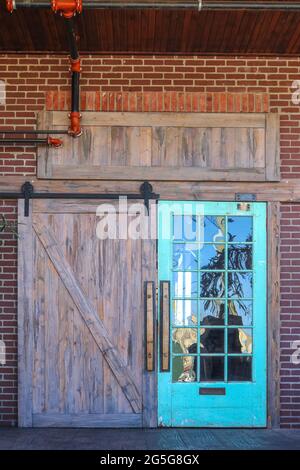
0,428 -> 299,450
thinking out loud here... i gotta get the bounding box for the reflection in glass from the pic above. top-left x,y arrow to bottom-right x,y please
172,356 -> 197,382
172,327 -> 198,370
173,215 -> 197,242
228,300 -> 252,326
228,244 -> 252,270
228,328 -> 253,354
228,356 -> 252,381
173,300 -> 198,326
200,356 -> 224,382
200,244 -> 225,270
200,300 -> 225,325
173,272 -> 197,298
228,272 -> 252,299
200,328 -> 224,353
228,216 -> 253,243
173,243 -> 198,270
200,272 -> 225,298
202,216 -> 225,243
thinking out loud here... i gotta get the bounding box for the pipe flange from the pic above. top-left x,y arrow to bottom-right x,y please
6,0 -> 15,13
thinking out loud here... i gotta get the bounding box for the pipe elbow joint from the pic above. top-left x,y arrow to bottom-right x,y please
68,112 -> 82,137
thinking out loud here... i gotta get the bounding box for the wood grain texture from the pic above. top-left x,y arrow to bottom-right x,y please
37,111 -> 275,182
18,199 -> 156,427
18,200 -> 34,427
3,9 -> 300,56
32,413 -> 142,428
266,114 -> 280,181
33,217 -> 142,414
267,202 -> 281,428
5,176 -> 300,202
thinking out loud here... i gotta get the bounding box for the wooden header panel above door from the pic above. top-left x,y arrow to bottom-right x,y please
37,112 -> 280,182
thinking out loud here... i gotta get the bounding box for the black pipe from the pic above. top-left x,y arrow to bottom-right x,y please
0,130 -> 68,135
65,17 -> 79,61
0,138 -> 50,144
64,16 -> 81,134
9,1 -> 300,11
72,72 -> 80,113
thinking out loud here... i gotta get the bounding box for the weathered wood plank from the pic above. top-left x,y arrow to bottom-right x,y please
267,202 -> 281,428
51,164 -> 266,181
4,177 -> 300,202
32,218 -> 142,414
32,413 -> 142,428
37,110 -> 54,178
266,113 -> 280,181
18,200 -> 34,427
52,111 -> 266,128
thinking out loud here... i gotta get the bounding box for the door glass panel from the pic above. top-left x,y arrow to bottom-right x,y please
200,328 -> 225,353
172,356 -> 197,382
173,300 -> 198,326
203,216 -> 225,243
200,300 -> 225,325
228,216 -> 253,242
228,272 -> 252,299
200,356 -> 225,382
173,243 -> 198,270
200,244 -> 225,269
228,244 -> 252,270
228,328 -> 253,354
173,272 -> 197,297
173,215 -> 197,241
228,356 -> 252,382
172,327 -> 198,355
170,213 -> 255,384
200,272 -> 225,298
228,300 -> 253,326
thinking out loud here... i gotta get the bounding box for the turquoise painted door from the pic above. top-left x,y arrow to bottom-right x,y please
158,201 -> 267,427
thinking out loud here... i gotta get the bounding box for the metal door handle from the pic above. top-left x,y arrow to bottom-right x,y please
144,281 -> 155,372
160,280 -> 170,372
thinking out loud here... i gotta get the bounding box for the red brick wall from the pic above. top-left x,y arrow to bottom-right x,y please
1,54 -> 300,427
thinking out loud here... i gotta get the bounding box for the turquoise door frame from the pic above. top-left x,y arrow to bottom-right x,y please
158,201 -> 267,428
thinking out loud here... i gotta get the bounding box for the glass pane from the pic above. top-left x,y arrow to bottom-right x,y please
173,215 -> 197,242
228,356 -> 252,382
200,244 -> 225,270
228,244 -> 252,270
200,356 -> 224,382
228,216 -> 253,243
173,272 -> 197,297
202,216 -> 225,243
172,356 -> 197,382
200,299 -> 225,325
228,272 -> 252,299
172,327 -> 198,354
200,272 -> 225,298
200,328 -> 224,353
173,300 -> 198,326
228,328 -> 253,354
173,243 -> 198,270
228,300 -> 252,326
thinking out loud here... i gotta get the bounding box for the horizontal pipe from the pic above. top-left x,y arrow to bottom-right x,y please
0,130 -> 69,134
9,1 -> 300,11
0,138 -> 50,144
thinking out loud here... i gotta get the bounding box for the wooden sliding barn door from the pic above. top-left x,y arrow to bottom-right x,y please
18,199 -> 156,427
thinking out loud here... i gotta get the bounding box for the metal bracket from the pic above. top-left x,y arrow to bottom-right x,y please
21,181 -> 34,217
235,193 -> 257,202
140,181 -> 159,214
